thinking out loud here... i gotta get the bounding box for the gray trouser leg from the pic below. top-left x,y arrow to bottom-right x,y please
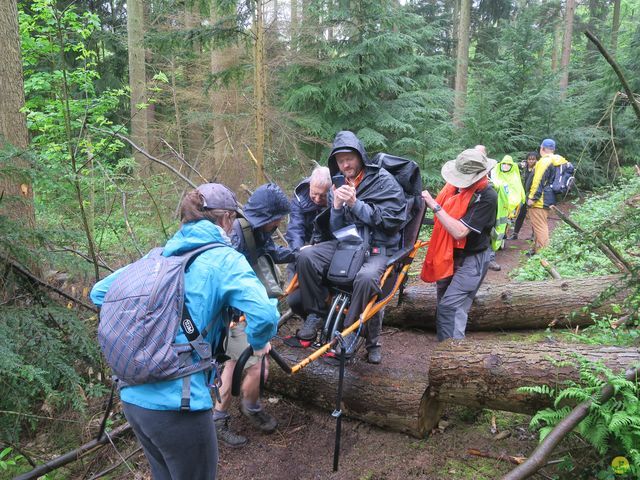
296,240 -> 337,316
435,249 -> 492,341
122,402 -> 218,480
343,253 -> 389,349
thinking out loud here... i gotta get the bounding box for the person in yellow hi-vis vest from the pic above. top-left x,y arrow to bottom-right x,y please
490,155 -> 526,252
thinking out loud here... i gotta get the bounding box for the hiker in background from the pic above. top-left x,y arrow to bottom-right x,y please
489,155 -> 526,254
295,131 -> 407,364
475,144 -> 501,272
213,183 -> 293,447
526,138 -> 570,252
421,149 -> 497,341
509,152 -> 538,240
90,183 -> 278,480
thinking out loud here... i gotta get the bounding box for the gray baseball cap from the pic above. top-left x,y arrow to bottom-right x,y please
196,183 -> 240,212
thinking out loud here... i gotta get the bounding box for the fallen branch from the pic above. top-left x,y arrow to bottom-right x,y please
14,423 -> 132,480
3,255 -> 98,313
160,137 -> 208,183
610,313 -> 634,329
501,367 -> 640,480
468,449 -> 525,466
540,259 -> 561,279
95,128 -> 196,188
584,30 -> 640,123
86,446 -> 143,480
551,205 -> 633,275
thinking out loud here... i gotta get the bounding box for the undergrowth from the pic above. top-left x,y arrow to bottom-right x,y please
513,170 -> 640,281
0,305 -> 105,444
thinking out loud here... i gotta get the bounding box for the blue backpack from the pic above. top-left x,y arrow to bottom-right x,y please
551,162 -> 576,195
98,244 -> 226,408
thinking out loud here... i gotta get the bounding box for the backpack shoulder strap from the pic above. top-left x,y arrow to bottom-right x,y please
174,243 -> 226,343
238,218 -> 258,264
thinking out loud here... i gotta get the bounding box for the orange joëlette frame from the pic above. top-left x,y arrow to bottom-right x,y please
279,239 -> 429,374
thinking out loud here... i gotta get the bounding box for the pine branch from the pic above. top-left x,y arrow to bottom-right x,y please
3,255 -> 98,313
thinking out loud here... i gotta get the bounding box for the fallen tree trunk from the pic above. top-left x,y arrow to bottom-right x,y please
425,340 -> 640,421
384,275 -> 624,331
267,332 -> 640,437
267,330 -> 437,438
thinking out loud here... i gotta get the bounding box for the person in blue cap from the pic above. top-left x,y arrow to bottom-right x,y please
526,138 -> 570,252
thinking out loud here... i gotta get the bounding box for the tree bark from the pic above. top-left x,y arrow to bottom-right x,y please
383,275 -> 626,331
127,0 -> 148,173
0,0 -> 35,227
550,18 -> 562,73
453,0 -> 470,126
559,0 -> 576,96
611,0 -> 621,56
425,340 -> 640,424
253,0 -> 267,185
267,330 -> 435,438
267,333 -> 640,437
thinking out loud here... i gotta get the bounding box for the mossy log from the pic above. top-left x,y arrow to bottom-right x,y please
384,275 -> 624,331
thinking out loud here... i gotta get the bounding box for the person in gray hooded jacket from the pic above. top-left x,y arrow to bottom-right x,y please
295,131 -> 407,364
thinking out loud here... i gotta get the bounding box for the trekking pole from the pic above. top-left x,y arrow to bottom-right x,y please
332,333 -> 347,472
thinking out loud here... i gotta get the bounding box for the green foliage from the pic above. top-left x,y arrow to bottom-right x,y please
279,0 -> 454,175
0,305 -> 105,443
521,358 -> 640,477
513,172 -> 640,281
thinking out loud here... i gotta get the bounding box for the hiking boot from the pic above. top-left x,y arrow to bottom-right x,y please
214,416 -> 248,448
487,260 -> 501,271
367,346 -> 382,364
507,232 -> 518,240
297,314 -> 323,340
240,404 -> 278,433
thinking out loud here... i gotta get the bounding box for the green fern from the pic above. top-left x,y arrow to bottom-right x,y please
524,357 -> 640,475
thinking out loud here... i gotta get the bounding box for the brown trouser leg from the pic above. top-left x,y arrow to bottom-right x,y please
527,207 -> 549,251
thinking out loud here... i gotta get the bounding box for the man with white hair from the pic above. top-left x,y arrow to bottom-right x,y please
285,166 -> 332,254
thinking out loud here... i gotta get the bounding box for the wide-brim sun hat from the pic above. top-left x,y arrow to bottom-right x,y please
441,148 -> 497,188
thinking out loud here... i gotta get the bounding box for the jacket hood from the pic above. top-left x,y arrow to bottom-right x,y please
163,219 -> 231,256
243,183 -> 291,229
499,155 -> 514,165
327,131 -> 376,176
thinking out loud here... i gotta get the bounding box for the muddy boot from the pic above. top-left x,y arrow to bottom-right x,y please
487,260 -> 501,271
297,314 -> 322,340
240,403 -> 278,433
367,346 -> 382,364
214,416 -> 248,448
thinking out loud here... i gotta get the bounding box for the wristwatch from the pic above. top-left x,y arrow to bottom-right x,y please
432,204 -> 442,213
